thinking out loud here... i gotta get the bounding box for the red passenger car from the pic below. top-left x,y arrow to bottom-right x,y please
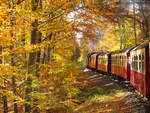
87,52 -> 96,68
97,53 -> 111,74
111,48 -> 133,79
130,43 -> 150,98
87,53 -> 101,69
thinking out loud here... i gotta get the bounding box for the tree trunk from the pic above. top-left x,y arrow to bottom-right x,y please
12,76 -> 18,113
25,0 -> 40,112
35,31 -> 42,77
42,34 -> 53,64
11,51 -> 18,113
0,46 -> 8,113
9,0 -> 19,112
25,20 -> 38,113
2,96 -> 8,113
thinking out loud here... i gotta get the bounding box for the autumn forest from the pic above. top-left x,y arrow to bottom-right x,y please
0,0 -> 149,113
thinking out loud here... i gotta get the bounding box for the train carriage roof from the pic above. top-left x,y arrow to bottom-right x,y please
97,52 -> 111,56
87,52 -> 103,57
111,47 -> 134,55
92,52 -> 104,56
131,42 -> 149,51
87,52 -> 97,57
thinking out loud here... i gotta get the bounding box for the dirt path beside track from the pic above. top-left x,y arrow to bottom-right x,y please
74,69 -> 150,113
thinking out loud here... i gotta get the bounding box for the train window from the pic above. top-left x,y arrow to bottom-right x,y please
112,56 -> 113,64
142,54 -> 144,60
133,55 -> 135,70
93,58 -> 95,64
114,56 -> 116,65
115,56 -> 116,65
117,56 -> 119,66
118,56 -> 119,66
120,56 -> 121,66
135,55 -> 138,71
121,56 -> 123,66
99,57 -> 101,64
112,57 -> 113,65
89,57 -> 91,63
139,54 -> 141,60
132,56 -> 134,69
116,56 -> 118,65
115,56 -> 117,65
105,57 -> 107,64
98,57 -> 100,64
135,55 -> 137,70
100,57 -> 102,64
133,55 -> 136,70
120,56 -> 122,66
118,56 -> 120,66
121,56 -> 124,66
139,61 -> 142,72
138,54 -> 142,73
122,56 -> 125,66
116,56 -> 118,66
131,57 -> 134,69
100,57 -> 101,64
135,55 -> 137,60
122,56 -> 124,66
123,56 -> 126,66
141,54 -> 145,74
113,56 -> 114,65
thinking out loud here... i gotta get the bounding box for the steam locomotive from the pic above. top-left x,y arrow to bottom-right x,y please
87,42 -> 150,98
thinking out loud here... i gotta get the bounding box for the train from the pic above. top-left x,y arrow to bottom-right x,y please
87,42 -> 150,99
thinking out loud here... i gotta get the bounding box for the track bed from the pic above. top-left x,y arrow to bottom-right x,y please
74,69 -> 150,113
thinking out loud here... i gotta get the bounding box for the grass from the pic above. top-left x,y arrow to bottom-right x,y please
78,86 -> 114,102
75,84 -> 129,113
85,86 -> 113,97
